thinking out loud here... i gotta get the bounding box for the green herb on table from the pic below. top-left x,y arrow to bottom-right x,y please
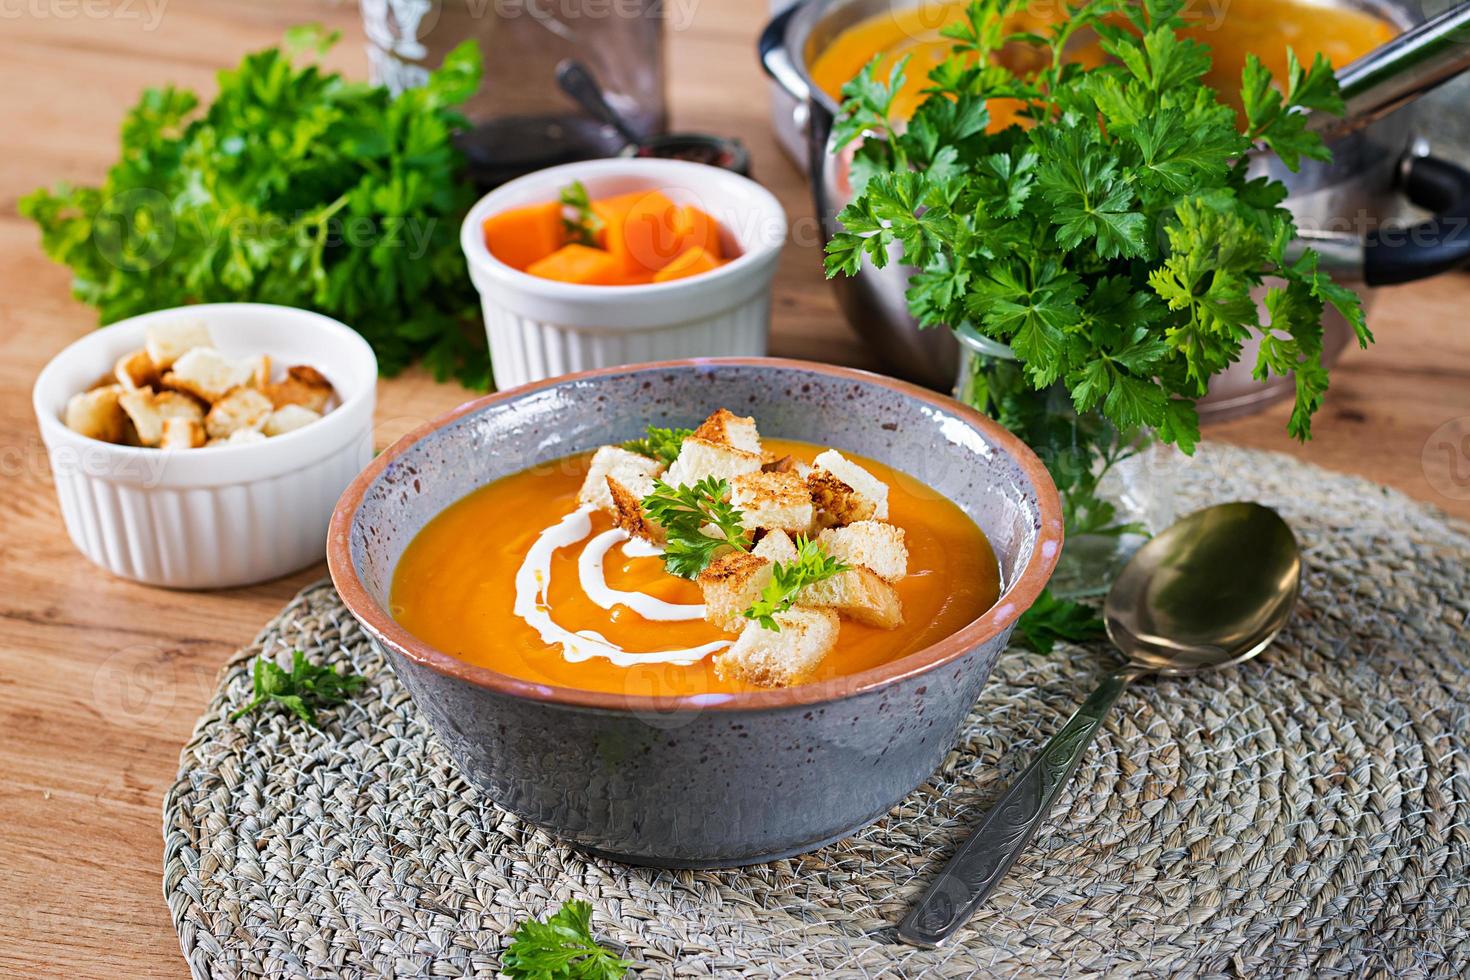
560,180 -> 606,248
20,25 -> 492,390
230,650 -> 366,728
501,899 -> 631,980
824,0 -> 1369,451
744,536 -> 849,631
642,477 -> 748,578
621,425 -> 694,465
1014,588 -> 1107,653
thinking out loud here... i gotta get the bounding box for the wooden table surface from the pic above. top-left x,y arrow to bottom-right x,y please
3,1 -> 1469,975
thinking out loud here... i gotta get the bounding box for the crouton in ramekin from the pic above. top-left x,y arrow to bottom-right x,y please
33,304 -> 376,588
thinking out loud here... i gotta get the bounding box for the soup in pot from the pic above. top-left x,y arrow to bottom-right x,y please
809,0 -> 1398,124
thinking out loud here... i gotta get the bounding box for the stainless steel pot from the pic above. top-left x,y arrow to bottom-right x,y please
761,0 -> 1470,415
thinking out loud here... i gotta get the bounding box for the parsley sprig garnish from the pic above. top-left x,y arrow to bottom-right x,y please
744,536 -> 849,631
230,650 -> 366,728
620,425 -> 693,465
559,179 -> 605,247
824,0 -> 1369,448
500,900 -> 631,979
641,477 -> 748,578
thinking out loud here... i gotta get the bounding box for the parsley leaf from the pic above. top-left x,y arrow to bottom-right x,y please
641,478 -> 748,578
560,180 -> 605,248
501,900 -> 631,980
744,536 -> 850,631
824,0 -> 1367,450
20,28 -> 491,390
1014,589 -> 1106,653
1033,120 -> 1148,260
1256,279 -> 1329,440
1243,49 -> 1342,171
620,425 -> 693,465
230,650 -> 366,728
832,56 -> 911,166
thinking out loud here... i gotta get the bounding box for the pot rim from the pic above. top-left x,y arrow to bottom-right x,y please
327,356 -> 1065,714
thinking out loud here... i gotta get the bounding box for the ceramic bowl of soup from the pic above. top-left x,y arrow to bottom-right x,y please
327,358 -> 1062,867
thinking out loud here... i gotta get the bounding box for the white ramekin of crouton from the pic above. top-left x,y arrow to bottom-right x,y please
32,303 -> 377,589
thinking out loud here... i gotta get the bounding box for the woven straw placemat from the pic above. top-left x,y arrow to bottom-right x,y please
163,443 -> 1470,979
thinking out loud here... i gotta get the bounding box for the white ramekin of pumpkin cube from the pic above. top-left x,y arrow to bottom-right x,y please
32,303 -> 377,589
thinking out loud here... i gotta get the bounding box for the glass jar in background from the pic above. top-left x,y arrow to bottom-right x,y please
954,325 -> 1183,599
361,0 -> 667,187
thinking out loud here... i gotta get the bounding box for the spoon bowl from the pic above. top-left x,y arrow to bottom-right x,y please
898,502 -> 1302,948
1106,502 -> 1302,675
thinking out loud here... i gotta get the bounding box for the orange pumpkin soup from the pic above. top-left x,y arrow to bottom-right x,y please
390,439 -> 1001,696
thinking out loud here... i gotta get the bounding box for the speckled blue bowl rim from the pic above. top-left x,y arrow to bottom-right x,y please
327,357 -> 1064,712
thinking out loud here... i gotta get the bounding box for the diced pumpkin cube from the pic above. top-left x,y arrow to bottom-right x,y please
672,205 -> 724,260
588,192 -> 635,271
589,190 -> 646,245
620,191 -> 688,274
594,190 -> 672,274
526,243 -> 621,285
483,201 -> 563,270
653,246 -> 723,282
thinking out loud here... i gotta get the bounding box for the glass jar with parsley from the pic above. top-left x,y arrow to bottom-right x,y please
954,325 -> 1180,596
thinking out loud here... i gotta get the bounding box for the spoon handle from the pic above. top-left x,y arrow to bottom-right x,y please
897,668 -> 1137,948
554,60 -> 643,148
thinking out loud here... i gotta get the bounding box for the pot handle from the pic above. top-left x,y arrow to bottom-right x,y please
1363,152 -> 1470,286
759,4 -> 811,104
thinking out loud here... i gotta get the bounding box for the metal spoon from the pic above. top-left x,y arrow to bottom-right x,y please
555,59 -> 646,148
555,59 -> 752,175
897,502 -> 1302,948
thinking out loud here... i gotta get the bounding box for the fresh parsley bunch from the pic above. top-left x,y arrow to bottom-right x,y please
21,26 -> 491,389
501,900 -> 631,979
825,0 -> 1370,448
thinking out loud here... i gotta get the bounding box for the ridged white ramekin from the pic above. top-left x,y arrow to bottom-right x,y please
33,304 -> 377,589
461,158 -> 788,391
